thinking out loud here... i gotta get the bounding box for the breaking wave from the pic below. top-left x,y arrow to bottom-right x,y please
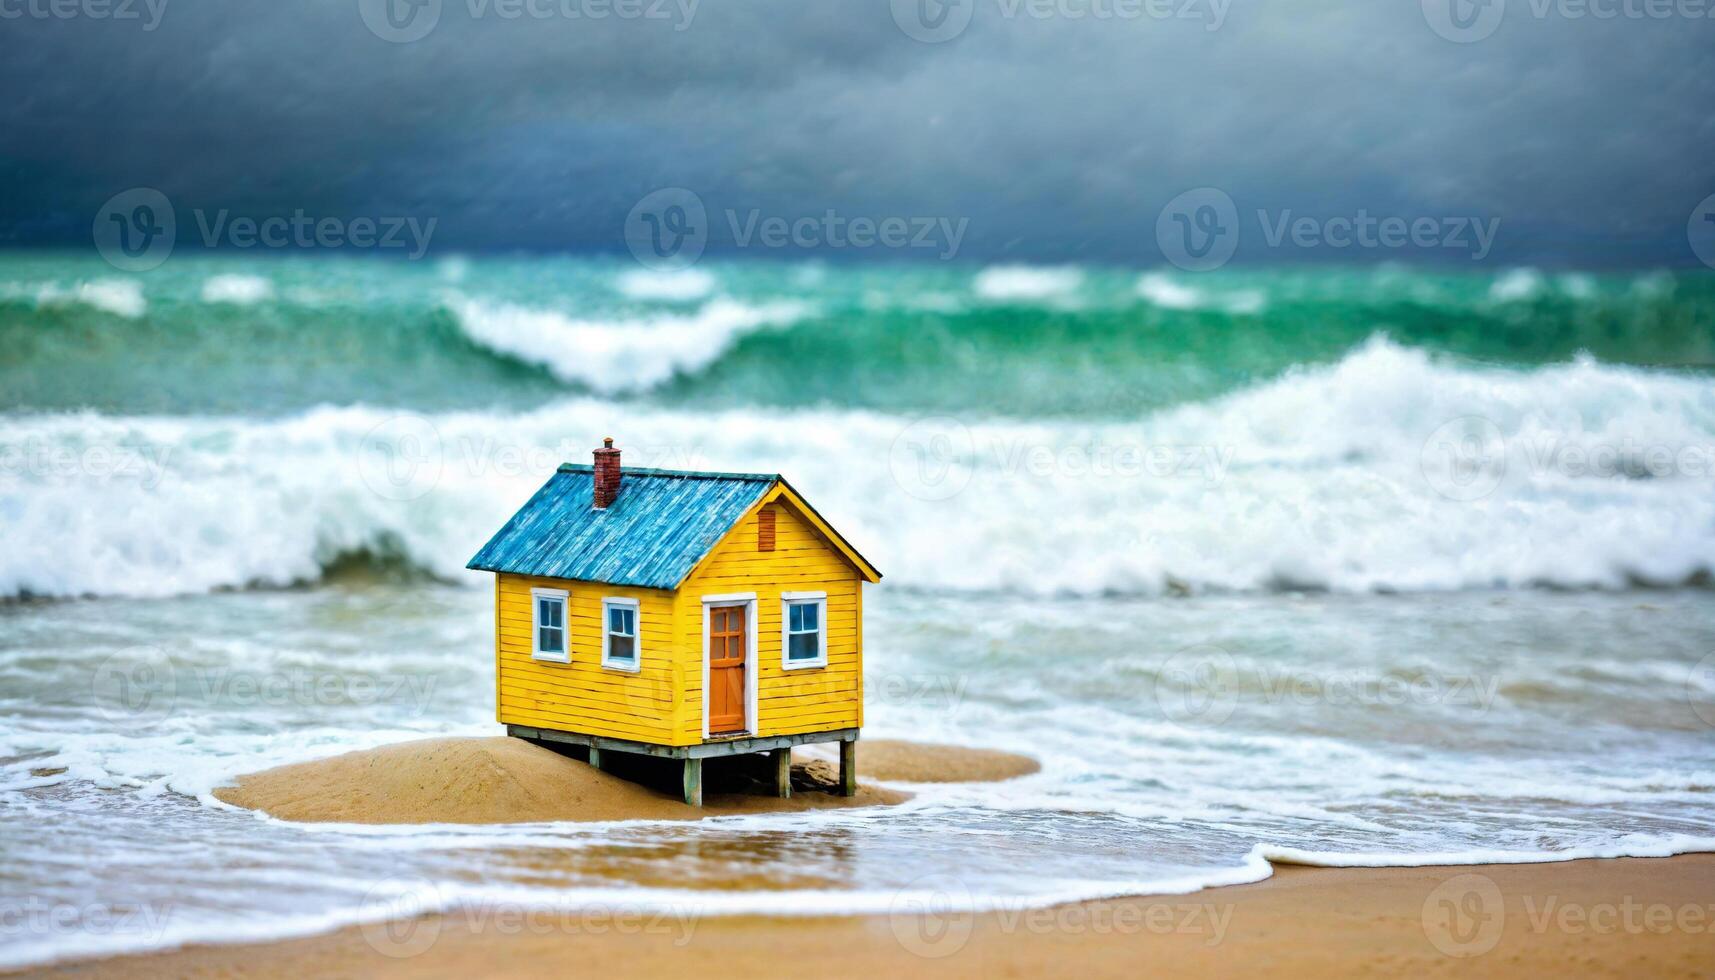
4,337 -> 1712,600
444,294 -> 811,394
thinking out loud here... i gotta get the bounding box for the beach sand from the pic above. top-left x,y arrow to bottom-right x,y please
29,855 -> 1714,978
211,736 -> 925,823
211,735 -> 1040,824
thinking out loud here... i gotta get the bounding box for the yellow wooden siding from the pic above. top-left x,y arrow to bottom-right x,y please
674,490 -> 865,743
494,573 -> 681,744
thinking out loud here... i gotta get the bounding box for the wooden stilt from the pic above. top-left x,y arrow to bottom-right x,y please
682,758 -> 702,807
587,747 -> 602,771
839,739 -> 857,797
773,748 -> 792,798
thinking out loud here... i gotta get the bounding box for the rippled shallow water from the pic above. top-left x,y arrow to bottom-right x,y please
3,585 -> 1713,968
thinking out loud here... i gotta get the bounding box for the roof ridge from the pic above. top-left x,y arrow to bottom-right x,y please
557,463 -> 778,482
468,466 -> 777,588
468,464 -> 880,587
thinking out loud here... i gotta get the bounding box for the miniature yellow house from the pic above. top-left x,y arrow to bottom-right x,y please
467,439 -> 881,805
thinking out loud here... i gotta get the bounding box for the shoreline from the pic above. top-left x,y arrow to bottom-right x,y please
19,853 -> 1714,978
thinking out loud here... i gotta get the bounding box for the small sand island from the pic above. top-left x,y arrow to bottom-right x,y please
214,736 -> 1038,825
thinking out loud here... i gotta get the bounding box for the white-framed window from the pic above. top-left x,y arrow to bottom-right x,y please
531,588 -> 569,664
601,597 -> 641,671
780,591 -> 827,670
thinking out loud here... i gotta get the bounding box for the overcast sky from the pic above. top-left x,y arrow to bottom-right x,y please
3,0 -> 1713,266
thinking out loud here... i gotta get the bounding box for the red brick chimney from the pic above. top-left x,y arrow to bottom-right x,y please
593,437 -> 622,509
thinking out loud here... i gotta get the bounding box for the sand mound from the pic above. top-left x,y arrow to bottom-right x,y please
214,737 -> 908,825
836,739 -> 1040,783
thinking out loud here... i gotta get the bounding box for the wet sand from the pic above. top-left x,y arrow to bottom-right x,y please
28,855 -> 1714,978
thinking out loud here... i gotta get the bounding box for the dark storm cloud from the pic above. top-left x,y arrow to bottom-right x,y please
2,0 -> 1713,265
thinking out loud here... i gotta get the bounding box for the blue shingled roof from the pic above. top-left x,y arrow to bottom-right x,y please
466,465 -> 778,589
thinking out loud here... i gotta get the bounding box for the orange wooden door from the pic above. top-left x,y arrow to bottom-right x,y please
708,605 -> 747,734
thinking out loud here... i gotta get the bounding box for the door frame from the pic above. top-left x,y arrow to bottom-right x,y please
700,593 -> 758,740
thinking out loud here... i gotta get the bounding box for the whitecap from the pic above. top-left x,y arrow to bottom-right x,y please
200,274 -> 274,305
1136,272 -> 1205,309
614,268 -> 716,302
35,279 -> 146,318
1489,268 -> 1544,302
1136,272 -> 1267,314
972,264 -> 1084,301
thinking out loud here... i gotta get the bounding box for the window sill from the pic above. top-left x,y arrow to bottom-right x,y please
782,658 -> 827,671
532,652 -> 570,665
601,660 -> 642,674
